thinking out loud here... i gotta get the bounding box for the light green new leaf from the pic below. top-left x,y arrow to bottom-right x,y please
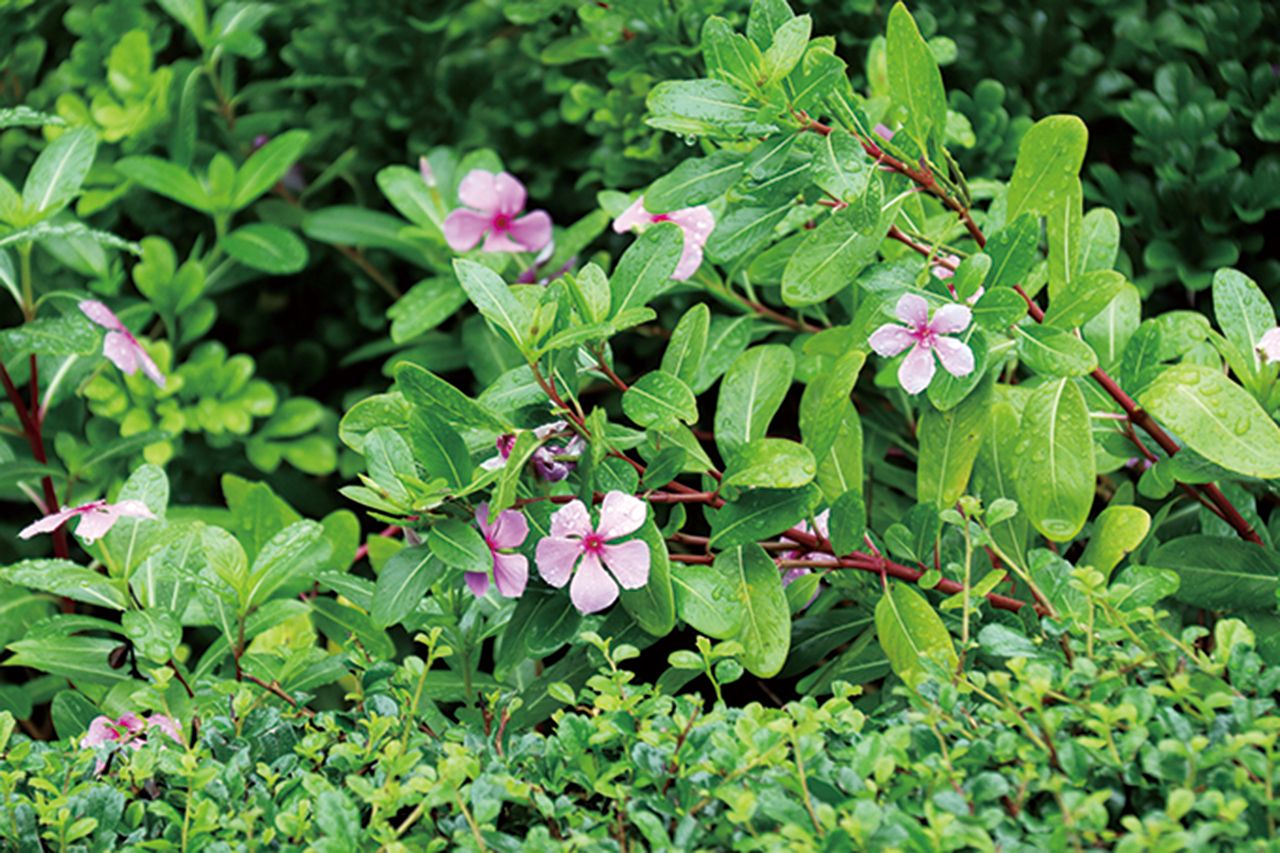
1016,324 -> 1099,377
1079,505 -> 1150,579
781,206 -> 880,306
116,155 -> 212,212
23,127 -> 97,216
875,582 -> 957,688
453,259 -> 532,350
1014,378 -> 1094,541
723,438 -> 816,489
661,303 -> 710,387
1212,268 -> 1274,375
1138,363 -> 1280,479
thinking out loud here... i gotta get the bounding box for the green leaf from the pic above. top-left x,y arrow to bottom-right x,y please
1014,379 -> 1094,542
0,560 -> 127,610
1083,283 -> 1141,372
396,363 -> 509,432
453,259 -> 532,350
1006,115 -> 1089,222
5,637 -> 127,684
709,485 -> 819,548
672,560 -> 744,639
715,344 -> 794,462
984,214 -> 1040,289
233,129 -> 309,209
116,156 -> 212,212
377,164 -> 444,231
646,79 -> 760,137
886,2 -> 947,146
371,546 -> 444,628
310,598 -> 394,660
800,350 -> 865,460
427,519 -> 490,574
362,427 -> 414,503
1138,364 -> 1280,479
723,438 -> 816,489
407,409 -> 471,490
122,609 -> 182,663
0,314 -> 97,358
1212,268 -> 1274,376
781,206 -> 880,306
705,203 -> 791,263
244,521 -> 330,610
610,222 -> 682,315
723,544 -> 790,677
917,385 -> 989,508
761,14 -> 811,84
389,276 -> 468,343
620,520 -> 675,636
875,582 -> 957,688
647,151 -> 743,213
811,128 -> 872,203
23,127 -> 97,216
814,403 -> 863,503
1015,325 -> 1099,377
828,490 -> 867,555
222,223 -> 307,274
1044,270 -> 1127,329
1138,536 -> 1280,610
1079,505 -> 1150,579
622,370 -> 698,430
661,304 -> 710,387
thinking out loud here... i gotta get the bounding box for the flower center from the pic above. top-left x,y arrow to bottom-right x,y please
493,213 -> 512,231
652,214 -> 672,223
581,532 -> 606,554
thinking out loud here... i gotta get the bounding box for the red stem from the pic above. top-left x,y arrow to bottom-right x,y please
1,361 -> 69,559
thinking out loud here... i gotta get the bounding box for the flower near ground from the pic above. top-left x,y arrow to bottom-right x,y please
613,196 -> 714,281
81,713 -> 182,772
535,491 -> 650,613
470,503 -> 529,598
481,422 -> 584,483
1257,327 -> 1280,364
869,293 -> 975,395
443,170 -> 552,253
79,300 -> 166,388
18,499 -> 156,544
779,510 -> 834,608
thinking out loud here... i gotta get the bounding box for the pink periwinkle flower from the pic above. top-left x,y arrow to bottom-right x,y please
19,499 -> 155,544
470,503 -> 529,598
81,713 -> 182,773
779,510 -> 834,608
869,293 -> 975,395
613,196 -> 715,281
443,170 -> 552,254
79,301 -> 166,388
481,422 -> 584,483
535,492 -> 650,613
1257,328 -> 1280,364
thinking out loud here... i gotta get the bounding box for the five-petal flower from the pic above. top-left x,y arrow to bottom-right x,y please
535,492 -> 650,613
613,196 -> 715,281
443,170 -> 552,254
470,503 -> 529,598
869,293 -> 975,395
79,300 -> 166,388
19,499 -> 156,544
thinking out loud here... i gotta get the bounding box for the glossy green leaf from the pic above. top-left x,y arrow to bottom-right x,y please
1006,115 -> 1089,222
646,79 -> 759,137
1044,270 -> 1127,329
371,546 -> 445,628
222,223 -> 307,274
715,344 -> 794,462
661,303 -> 710,387
610,221 -> 682,315
781,206 -> 880,306
1079,505 -> 1151,579
117,156 -> 212,212
622,370 -> 698,430
709,485 -> 819,548
234,129 -> 309,209
1138,536 -> 1280,610
1016,324 -> 1098,377
23,126 -> 97,216
1014,378 -> 1094,541
886,2 -> 947,146
620,520 -> 675,636
723,544 -> 790,677
646,151 -> 743,213
917,384 -> 989,508
875,582 -> 957,687
723,438 -> 816,489
1212,268 -> 1274,376
453,259 -> 532,349
428,519 -> 490,575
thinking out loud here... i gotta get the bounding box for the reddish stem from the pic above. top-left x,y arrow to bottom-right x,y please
1,362 -> 69,559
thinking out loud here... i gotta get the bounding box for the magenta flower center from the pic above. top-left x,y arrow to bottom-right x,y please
652,213 -> 672,223
493,213 -> 512,231
581,532 -> 606,554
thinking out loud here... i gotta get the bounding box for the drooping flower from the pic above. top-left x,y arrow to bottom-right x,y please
777,510 -> 834,609
470,503 -> 529,598
419,156 -> 436,188
1257,327 -> 1280,364
869,293 -> 975,395
443,170 -> 552,254
19,499 -> 156,544
873,123 -> 896,142
81,713 -> 181,773
79,300 -> 166,388
535,492 -> 650,613
613,196 -> 715,281
481,422 -> 584,483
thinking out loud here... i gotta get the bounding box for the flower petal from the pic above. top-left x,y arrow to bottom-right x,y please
481,229 -> 525,253
898,343 -> 936,395
507,210 -> 552,252
569,552 -> 618,613
489,509 -> 528,550
107,499 -> 157,522
79,300 -> 123,332
492,552 -> 528,598
443,209 -> 493,252
868,323 -> 916,357
600,539 -> 650,589
934,336 -> 975,378
535,536 -> 581,587
549,500 -> 593,538
80,715 -> 121,748
667,205 -> 716,244
612,197 -> 652,234
533,421 -> 569,440
135,344 -> 166,389
103,331 -> 140,375
929,303 -> 972,334
457,170 -> 500,213
147,714 -> 182,744
493,172 -> 528,216
894,293 -> 931,329
18,505 -> 84,539
671,237 -> 705,281
596,491 -> 647,541
465,571 -> 491,597
74,508 -> 120,543
474,502 -> 496,539
1258,327 -> 1280,364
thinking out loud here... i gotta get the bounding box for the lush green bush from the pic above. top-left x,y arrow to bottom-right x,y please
3,0 -> 1280,847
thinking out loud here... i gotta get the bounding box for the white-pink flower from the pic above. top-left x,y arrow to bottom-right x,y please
869,293 -> 975,395
613,196 -> 715,281
534,491 -> 650,613
443,170 -> 552,254
1257,327 -> 1280,364
470,503 -> 529,599
779,509 -> 834,609
79,300 -> 165,388
18,499 -> 155,544
81,713 -> 182,773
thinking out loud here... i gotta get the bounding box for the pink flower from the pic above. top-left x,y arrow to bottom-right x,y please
81,713 -> 182,772
419,156 -> 436,188
79,301 -> 166,388
470,503 -> 529,598
779,510 -> 834,608
873,123 -> 895,142
1258,327 -> 1280,364
613,196 -> 715,281
480,421 -> 584,483
443,170 -> 552,253
931,254 -> 961,281
19,499 -> 156,544
869,293 -> 975,395
535,492 -> 650,613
